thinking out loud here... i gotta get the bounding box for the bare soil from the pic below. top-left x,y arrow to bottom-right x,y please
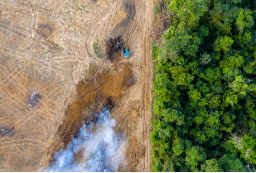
0,0 -> 154,171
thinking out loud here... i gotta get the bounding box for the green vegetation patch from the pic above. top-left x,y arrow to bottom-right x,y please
93,38 -> 102,59
151,0 -> 256,172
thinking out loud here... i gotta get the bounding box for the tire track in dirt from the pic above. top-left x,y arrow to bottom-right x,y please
136,0 -> 153,171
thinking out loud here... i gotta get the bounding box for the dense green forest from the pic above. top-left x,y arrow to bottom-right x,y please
151,0 -> 256,171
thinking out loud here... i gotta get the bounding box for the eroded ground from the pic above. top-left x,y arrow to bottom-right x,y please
0,0 -> 153,171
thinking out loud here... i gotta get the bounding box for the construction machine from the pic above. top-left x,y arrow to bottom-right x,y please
117,41 -> 130,58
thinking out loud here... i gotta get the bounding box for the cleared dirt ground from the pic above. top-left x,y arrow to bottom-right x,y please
0,0 -> 154,171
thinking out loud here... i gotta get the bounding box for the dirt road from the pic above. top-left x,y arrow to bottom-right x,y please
0,0 -> 153,171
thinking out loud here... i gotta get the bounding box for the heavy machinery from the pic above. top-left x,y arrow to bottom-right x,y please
117,41 -> 130,58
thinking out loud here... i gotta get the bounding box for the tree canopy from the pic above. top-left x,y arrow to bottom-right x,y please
151,0 -> 256,171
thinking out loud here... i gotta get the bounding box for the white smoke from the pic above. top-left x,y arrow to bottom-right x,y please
45,107 -> 126,172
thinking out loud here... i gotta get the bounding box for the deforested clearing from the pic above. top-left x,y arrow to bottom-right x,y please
0,0 -> 154,171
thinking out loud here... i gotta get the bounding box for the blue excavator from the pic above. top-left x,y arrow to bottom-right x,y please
117,41 -> 130,58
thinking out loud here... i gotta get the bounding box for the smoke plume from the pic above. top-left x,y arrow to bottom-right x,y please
45,107 -> 126,172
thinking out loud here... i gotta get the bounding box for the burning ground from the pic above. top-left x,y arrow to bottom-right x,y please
45,108 -> 126,172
